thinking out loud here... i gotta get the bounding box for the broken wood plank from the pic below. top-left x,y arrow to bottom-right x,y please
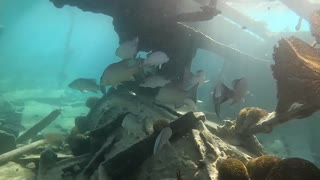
0,139 -> 47,165
16,109 -> 62,143
100,112 -> 201,180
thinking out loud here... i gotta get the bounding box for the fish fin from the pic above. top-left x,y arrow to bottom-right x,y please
213,83 -> 234,117
214,100 -> 221,117
80,90 -> 88,93
220,83 -> 234,104
188,83 -> 199,105
204,80 -> 210,84
159,64 -> 162,69
232,79 -> 239,89
184,99 -> 197,111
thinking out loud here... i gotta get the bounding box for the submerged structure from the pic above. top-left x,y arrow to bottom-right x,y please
0,0 -> 320,180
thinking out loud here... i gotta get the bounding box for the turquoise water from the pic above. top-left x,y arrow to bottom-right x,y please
0,0 -> 320,171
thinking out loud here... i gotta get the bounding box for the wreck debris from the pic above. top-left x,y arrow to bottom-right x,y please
66,134 -> 90,156
191,129 -> 218,180
152,119 -> 170,133
0,130 -> 16,154
78,136 -> 117,179
16,109 -> 62,144
153,102 -> 183,118
56,153 -> 91,172
310,10 -> 320,46
37,149 -> 62,180
85,96 -> 100,109
89,112 -> 129,152
0,139 -> 47,165
272,36 -> 320,118
99,112 -> 200,180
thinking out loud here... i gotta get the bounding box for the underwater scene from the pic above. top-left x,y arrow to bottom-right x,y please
1,0 -> 320,179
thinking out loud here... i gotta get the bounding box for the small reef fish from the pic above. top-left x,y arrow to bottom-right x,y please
153,127 -> 172,155
139,75 -> 171,88
68,78 -> 100,93
115,37 -> 139,60
100,59 -> 142,87
143,51 -> 169,69
181,69 -> 209,91
155,83 -> 198,109
212,78 -> 248,117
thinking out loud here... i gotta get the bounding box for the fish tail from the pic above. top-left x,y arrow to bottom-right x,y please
213,83 -> 234,117
188,83 -> 199,104
214,100 -> 221,117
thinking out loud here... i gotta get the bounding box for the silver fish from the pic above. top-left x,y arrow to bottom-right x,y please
139,75 -> 171,88
115,37 -> 139,60
212,78 -> 248,117
143,51 -> 169,69
181,69 -> 209,91
100,59 -> 142,87
68,78 -> 100,93
153,127 -> 172,155
155,83 -> 198,109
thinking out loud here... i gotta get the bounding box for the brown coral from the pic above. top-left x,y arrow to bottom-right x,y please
235,107 -> 268,133
153,119 -> 170,133
218,158 -> 249,180
246,155 -> 281,180
272,36 -> 320,120
265,158 -> 320,180
310,10 -> 320,44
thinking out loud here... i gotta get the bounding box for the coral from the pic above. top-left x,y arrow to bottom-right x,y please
65,134 -> 90,156
218,158 -> 249,180
85,96 -> 100,109
272,36 -> 320,118
152,119 -> 170,133
310,10 -> 320,43
246,155 -> 281,180
74,115 -> 89,134
265,158 -> 320,180
235,107 -> 268,133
